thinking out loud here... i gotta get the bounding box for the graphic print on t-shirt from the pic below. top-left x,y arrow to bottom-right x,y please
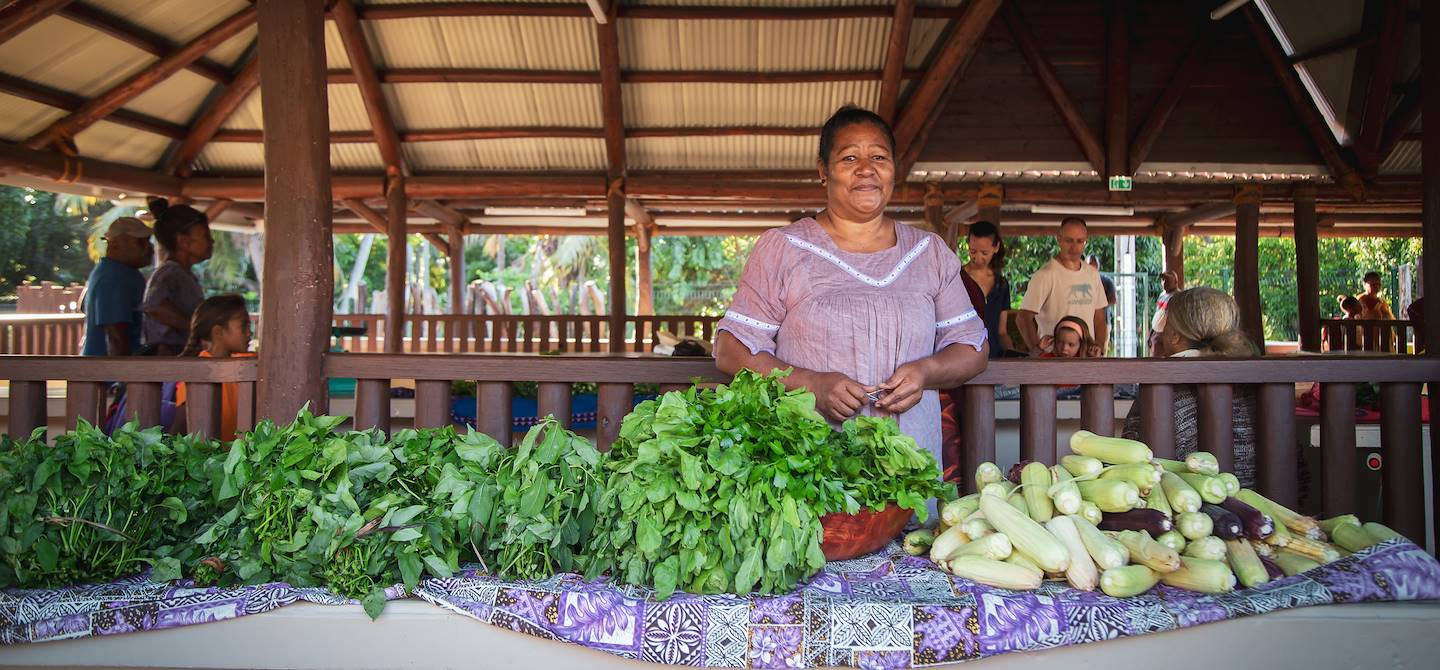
1068,282 -> 1095,307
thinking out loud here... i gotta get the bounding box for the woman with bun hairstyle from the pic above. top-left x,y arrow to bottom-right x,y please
1121,287 -> 1260,486
141,198 -> 213,355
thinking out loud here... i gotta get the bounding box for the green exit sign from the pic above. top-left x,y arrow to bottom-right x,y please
1108,175 -> 1133,191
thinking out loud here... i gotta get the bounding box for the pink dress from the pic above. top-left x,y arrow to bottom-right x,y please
716,218 -> 987,463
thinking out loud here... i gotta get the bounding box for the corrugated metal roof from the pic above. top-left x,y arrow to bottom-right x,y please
193,143 -> 264,173
84,0 -> 253,67
628,0 -> 889,7
0,96 -> 65,142
221,84 -> 376,133
623,81 -> 879,126
77,119 -> 171,167
368,17 -> 597,69
384,83 -> 602,128
1379,140 -> 1420,175
621,18 -> 888,71
326,20 -> 352,70
405,138 -> 607,171
628,136 -> 817,170
906,18 -> 950,69
332,143 -> 385,171
0,15 -> 145,97
120,70 -> 215,125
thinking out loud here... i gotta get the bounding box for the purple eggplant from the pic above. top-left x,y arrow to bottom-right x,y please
1200,503 -> 1244,540
1219,497 -> 1274,539
1007,460 -> 1035,485
1097,508 -> 1174,535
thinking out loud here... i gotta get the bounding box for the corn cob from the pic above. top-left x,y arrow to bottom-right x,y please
1263,510 -> 1292,547
1100,462 -> 1162,495
904,529 -> 936,556
1216,473 -> 1241,497
983,481 -> 1016,499
1114,530 -> 1182,573
1078,479 -> 1142,513
1070,515 -> 1129,570
1047,516 -> 1099,591
1218,497 -> 1274,539
1226,539 -> 1269,588
1178,473 -> 1227,504
975,462 -> 1004,491
1156,530 -> 1187,554
1079,501 -> 1104,525
1319,514 -> 1361,536
1020,462 -> 1054,523
1154,458 -> 1190,474
1007,491 -> 1030,517
1145,481 -> 1173,517
1069,431 -> 1153,464
941,495 -> 980,528
1100,565 -> 1161,598
1160,557 -> 1236,594
1330,523 -> 1380,553
952,532 -> 1013,561
1362,522 -> 1405,543
1185,452 -> 1220,475
1236,489 -> 1321,539
1176,511 -> 1213,540
1005,550 -> 1042,573
979,494 -> 1070,573
1283,535 -> 1342,564
1061,454 -> 1104,478
1048,465 -> 1082,515
930,525 -> 971,563
947,556 -> 1043,590
1273,549 -> 1321,576
961,517 -> 995,539
1098,508 -> 1174,534
1183,536 -> 1227,561
1249,539 -> 1275,559
1159,472 -> 1202,513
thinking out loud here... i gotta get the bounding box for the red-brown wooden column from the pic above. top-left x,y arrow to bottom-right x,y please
1294,186 -> 1321,352
1233,185 -> 1264,350
607,181 -> 627,352
386,175 -> 407,352
256,0 -> 333,421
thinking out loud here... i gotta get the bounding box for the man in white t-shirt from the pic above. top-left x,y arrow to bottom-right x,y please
1017,217 -> 1109,356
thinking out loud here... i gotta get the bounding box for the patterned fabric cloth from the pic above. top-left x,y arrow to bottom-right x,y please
5,540 -> 1439,668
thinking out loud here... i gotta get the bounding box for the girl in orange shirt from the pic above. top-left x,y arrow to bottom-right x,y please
174,295 -> 253,441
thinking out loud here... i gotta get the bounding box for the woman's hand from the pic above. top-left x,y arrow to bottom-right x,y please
874,361 -> 928,414
810,371 -> 871,422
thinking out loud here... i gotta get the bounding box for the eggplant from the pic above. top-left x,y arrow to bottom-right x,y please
1260,556 -> 1286,581
1200,503 -> 1244,540
1006,460 -> 1035,485
1096,508 -> 1174,535
1219,497 -> 1274,539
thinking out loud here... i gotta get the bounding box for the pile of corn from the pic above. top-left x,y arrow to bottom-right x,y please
903,431 -> 1409,596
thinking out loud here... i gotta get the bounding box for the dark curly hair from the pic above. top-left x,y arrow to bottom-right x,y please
147,197 -> 208,253
817,105 -> 897,167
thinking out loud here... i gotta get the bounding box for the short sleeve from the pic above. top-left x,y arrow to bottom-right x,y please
933,241 -> 987,353
1018,266 -> 1049,313
715,229 -> 788,356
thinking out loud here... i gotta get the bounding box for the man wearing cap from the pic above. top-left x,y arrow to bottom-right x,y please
82,217 -> 154,356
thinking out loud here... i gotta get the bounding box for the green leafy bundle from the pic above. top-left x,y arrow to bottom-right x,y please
0,421 -> 217,588
834,415 -> 954,523
584,370 -> 850,599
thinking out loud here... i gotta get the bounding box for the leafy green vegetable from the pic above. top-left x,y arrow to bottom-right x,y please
834,415 -> 954,523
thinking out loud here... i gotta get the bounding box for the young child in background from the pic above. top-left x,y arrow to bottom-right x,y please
1039,316 -> 1091,358
173,295 -> 253,441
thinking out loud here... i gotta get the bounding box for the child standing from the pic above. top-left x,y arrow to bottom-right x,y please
174,295 -> 253,441
1040,316 -> 1092,358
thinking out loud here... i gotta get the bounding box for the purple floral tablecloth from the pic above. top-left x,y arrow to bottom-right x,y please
4,539 -> 1440,669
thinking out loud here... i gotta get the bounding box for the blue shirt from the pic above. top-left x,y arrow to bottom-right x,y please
83,258 -> 146,355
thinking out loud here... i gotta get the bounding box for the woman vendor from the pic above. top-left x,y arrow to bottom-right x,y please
713,107 -> 990,467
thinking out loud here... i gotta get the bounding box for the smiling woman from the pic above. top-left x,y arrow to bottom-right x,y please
712,106 -> 990,472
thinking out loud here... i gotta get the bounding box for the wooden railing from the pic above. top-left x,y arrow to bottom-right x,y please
3,354 -> 1434,547
1321,319 -> 1416,354
0,313 -> 85,355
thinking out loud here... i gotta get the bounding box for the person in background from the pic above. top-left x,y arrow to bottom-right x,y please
1357,271 -> 1395,320
1408,297 -> 1425,353
1039,316 -> 1091,358
82,217 -> 154,356
1087,254 -> 1117,319
172,295 -> 253,441
1147,270 -> 1180,357
1017,217 -> 1109,357
1122,287 -> 1259,487
961,221 -> 1012,358
1337,295 -> 1363,319
142,198 -> 213,355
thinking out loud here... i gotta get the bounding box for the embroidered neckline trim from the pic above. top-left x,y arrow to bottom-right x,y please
784,234 -> 930,288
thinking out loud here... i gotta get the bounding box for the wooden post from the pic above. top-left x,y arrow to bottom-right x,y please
1294,186 -> 1322,352
256,0 -> 333,422
1020,385 -> 1057,464
627,198 -> 656,316
1379,383 -> 1424,543
1161,220 -> 1186,288
977,183 -> 1002,226
185,382 -> 223,440
1320,383 -> 1357,517
923,183 -> 947,245
386,175 -> 407,352
1233,185 -> 1264,350
1105,0 -> 1129,179
65,380 -> 103,430
1256,382 -> 1298,509
8,380 -> 47,440
607,181 -> 627,352
1424,0 -> 1440,552
448,224 -> 465,314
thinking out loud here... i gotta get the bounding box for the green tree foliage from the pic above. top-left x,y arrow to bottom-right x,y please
0,188 -> 94,300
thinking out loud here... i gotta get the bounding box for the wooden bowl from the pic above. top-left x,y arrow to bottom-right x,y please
820,504 -> 913,561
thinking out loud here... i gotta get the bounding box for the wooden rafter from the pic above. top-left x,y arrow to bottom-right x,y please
355,3 -> 974,22
0,139 -> 183,195
595,1 -> 625,178
1128,27 -> 1209,172
0,0 -> 75,47
1287,30 -> 1375,65
164,54 -> 262,176
0,72 -> 184,139
1377,82 -> 1421,166
892,0 -> 1002,169
877,0 -> 916,123
209,125 -> 824,143
57,2 -> 231,83
342,198 -> 390,235
22,4 -> 256,150
1354,0 -> 1409,178
332,0 -> 405,176
1002,2 -> 1106,175
583,0 -> 609,24
414,200 -> 470,231
1243,6 -> 1364,199
325,67 -> 925,85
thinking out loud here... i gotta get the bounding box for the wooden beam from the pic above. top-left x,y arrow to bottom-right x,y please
342,197 -> 390,235
421,232 -> 451,257
1161,219 -> 1185,287
1287,30 -> 1375,65
1294,186 -> 1321,352
0,140 -> 183,195
385,176 -> 407,352
1378,83 -> 1421,166
595,1 -> 624,178
877,0 -> 916,123
607,180 -> 626,351
23,4 -> 257,150
1159,201 -> 1235,229
1105,0 -> 1129,177
627,198 -> 655,316
447,223 -> 466,314
210,125 -> 822,143
893,0 -> 1002,162
413,200 -> 470,231
1244,6 -> 1365,200
203,198 -> 233,220
1234,185 -> 1264,349
0,0 -> 75,47
1003,2 -> 1106,175
1354,1 -> 1409,179
326,67 -> 925,85
332,0 -> 406,176
353,3 -> 973,21
255,0 -> 332,423
583,0 -> 609,24
1422,0 -> 1440,555
0,72 -> 185,139
57,2 -> 231,83
1129,28 -> 1208,172
164,55 -> 262,176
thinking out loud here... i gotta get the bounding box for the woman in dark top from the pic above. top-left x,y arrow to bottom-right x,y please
961,221 -> 1011,358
